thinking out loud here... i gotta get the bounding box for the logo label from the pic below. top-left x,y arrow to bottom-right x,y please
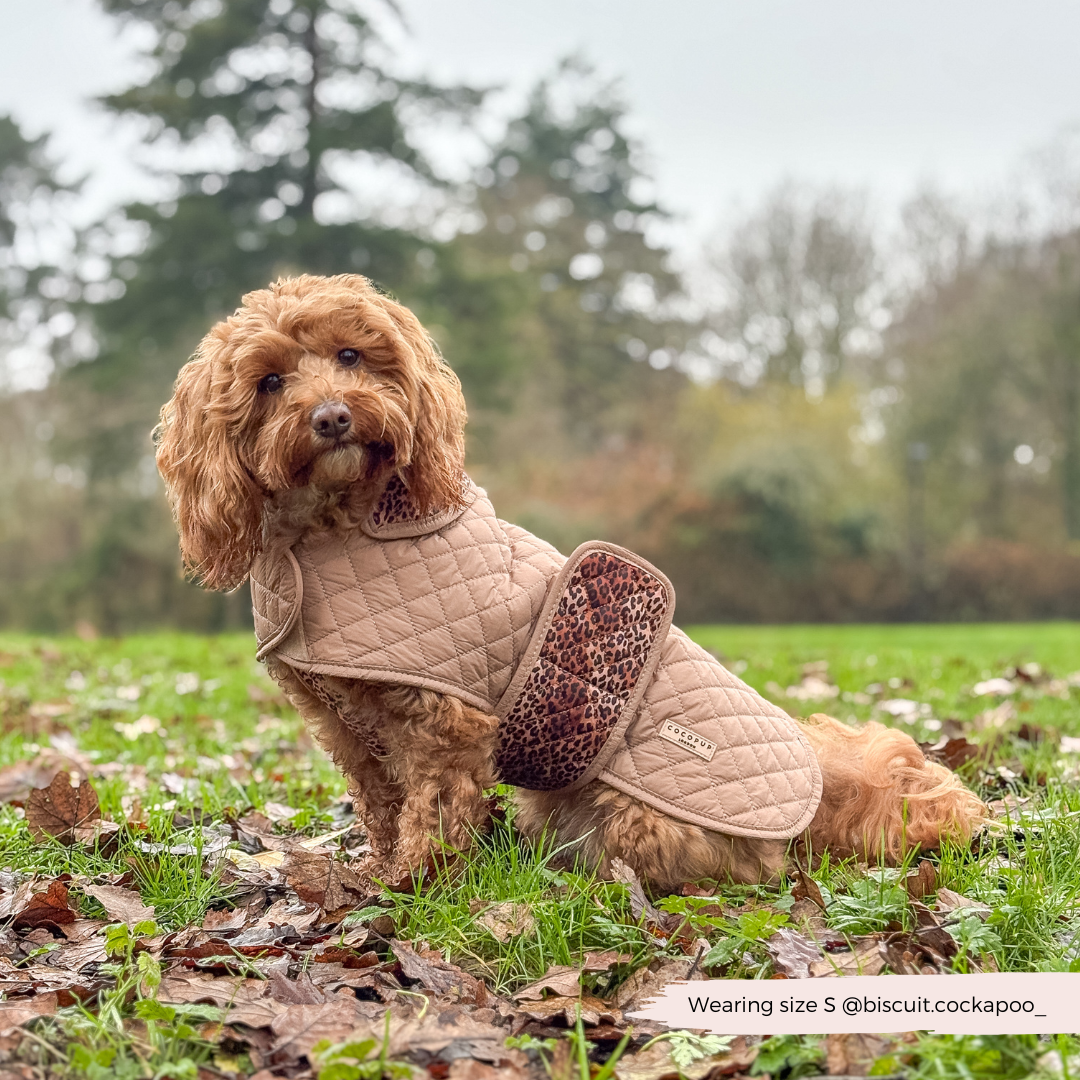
659,720 -> 717,761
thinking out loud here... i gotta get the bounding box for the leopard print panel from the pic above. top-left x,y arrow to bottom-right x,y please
366,473 -> 471,529
496,550 -> 669,790
366,475 -> 419,529
293,669 -> 390,758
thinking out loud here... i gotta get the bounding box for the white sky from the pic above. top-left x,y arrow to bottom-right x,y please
1,0 -> 1080,249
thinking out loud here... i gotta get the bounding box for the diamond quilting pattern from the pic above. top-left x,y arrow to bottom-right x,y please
598,627 -> 821,837
251,480 -> 823,838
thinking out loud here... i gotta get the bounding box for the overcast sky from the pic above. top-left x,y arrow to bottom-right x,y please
2,0 -> 1080,249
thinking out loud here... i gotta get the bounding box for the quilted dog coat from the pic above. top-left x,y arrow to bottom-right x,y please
250,477 -> 823,839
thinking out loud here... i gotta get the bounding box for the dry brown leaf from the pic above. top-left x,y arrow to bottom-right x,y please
905,861 -> 938,900
515,992 -> 620,1027
825,1032 -> 904,1076
767,925 -> 824,978
609,858 -> 683,935
79,883 -> 154,925
251,897 -> 322,933
513,965 -> 582,1001
475,902 -> 536,943
25,772 -> 102,844
612,957 -> 707,1014
513,951 -> 632,1003
613,1037 -> 749,1080
448,1060 -> 529,1080
159,971 -> 272,1008
282,850 -> 366,912
0,993 -> 58,1035
202,908 -> 249,933
13,880 -> 78,929
269,999 -> 373,1058
792,869 -> 827,910
391,938 -> 488,1005
809,937 -> 886,977
49,937 -> 107,972
936,888 -> 991,918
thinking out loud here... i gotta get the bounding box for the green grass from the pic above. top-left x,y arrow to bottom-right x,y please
1,625 -> 1079,1077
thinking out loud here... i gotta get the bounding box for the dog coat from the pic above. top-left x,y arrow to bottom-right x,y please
250,477 -> 823,839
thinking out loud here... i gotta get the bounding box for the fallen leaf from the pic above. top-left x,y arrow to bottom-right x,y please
922,736 -> 983,770
79,883 -> 154,925
610,858 -> 682,935
263,802 -> 300,822
826,1032 -> 902,1076
25,772 -> 102,844
0,993 -> 58,1035
202,908 -> 249,933
809,937 -> 885,977
516,992 -> 620,1027
936,888 -> 991,919
475,902 -> 536,943
159,971 -> 274,1008
448,1061 -> 529,1080
792,869 -> 826,909
282,851 -> 367,913
612,957 -> 707,1014
904,860 -> 938,899
513,965 -> 582,1001
767,926 -> 824,978
513,951 -> 632,1002
269,998 -> 373,1058
391,938 -> 488,1005
14,880 -> 78,929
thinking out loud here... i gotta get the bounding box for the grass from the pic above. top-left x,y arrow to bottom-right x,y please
1,624 -> 1079,1077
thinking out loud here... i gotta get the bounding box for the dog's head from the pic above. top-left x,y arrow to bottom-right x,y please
155,273 -> 467,590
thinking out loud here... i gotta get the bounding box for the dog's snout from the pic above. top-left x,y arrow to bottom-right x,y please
310,401 -> 353,440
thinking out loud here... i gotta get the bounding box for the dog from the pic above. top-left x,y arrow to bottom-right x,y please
156,273 -> 984,893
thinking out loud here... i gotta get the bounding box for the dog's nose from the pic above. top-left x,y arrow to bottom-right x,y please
310,401 -> 353,440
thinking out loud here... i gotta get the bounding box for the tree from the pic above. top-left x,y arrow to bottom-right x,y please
0,116 -> 92,393
464,59 -> 689,451
79,0 -> 481,437
25,0 -> 489,629
704,183 -> 882,393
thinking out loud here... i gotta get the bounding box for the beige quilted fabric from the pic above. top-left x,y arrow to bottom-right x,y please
600,628 -> 822,838
251,479 -> 823,838
251,481 -> 564,711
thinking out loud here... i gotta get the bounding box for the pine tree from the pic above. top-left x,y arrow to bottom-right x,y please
82,0 -> 480,409
464,59 -> 689,452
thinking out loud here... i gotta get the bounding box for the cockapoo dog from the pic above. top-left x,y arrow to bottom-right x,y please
156,274 -> 984,893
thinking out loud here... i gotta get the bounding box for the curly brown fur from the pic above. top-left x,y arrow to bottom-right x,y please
157,273 -> 985,891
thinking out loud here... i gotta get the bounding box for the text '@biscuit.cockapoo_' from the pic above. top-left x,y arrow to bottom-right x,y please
156,274 -> 983,893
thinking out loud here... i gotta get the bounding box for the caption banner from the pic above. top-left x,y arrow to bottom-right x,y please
627,973 -> 1080,1035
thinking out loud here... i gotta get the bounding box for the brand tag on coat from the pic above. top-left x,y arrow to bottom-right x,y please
658,719 -> 717,761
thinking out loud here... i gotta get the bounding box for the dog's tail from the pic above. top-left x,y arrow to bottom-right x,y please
799,713 -> 986,863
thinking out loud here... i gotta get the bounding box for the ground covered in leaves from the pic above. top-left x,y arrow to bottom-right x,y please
0,625 -> 1078,1080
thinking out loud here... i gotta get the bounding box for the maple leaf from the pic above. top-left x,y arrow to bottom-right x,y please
282,851 -> 367,913
25,772 -> 103,845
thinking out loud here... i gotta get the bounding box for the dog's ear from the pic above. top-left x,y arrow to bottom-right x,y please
155,341 -> 265,591
386,306 -> 468,513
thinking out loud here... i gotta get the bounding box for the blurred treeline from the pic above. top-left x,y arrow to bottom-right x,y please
2,0 -> 1080,632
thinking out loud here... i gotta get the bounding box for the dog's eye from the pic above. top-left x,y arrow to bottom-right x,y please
337,348 -> 363,369
258,373 -> 284,394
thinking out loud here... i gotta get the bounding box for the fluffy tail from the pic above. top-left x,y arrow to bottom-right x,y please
800,713 -> 986,863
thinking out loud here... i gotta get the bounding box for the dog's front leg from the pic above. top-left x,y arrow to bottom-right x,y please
266,663 -> 403,864
378,688 -> 500,879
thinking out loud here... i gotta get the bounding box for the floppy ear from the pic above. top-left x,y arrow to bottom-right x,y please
384,304 -> 468,513
154,343 -> 265,591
